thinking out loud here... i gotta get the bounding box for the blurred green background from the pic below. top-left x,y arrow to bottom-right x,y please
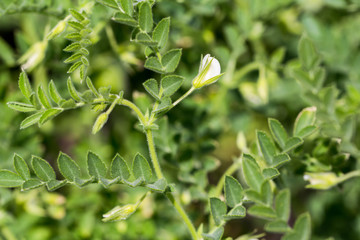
1,0 -> 360,239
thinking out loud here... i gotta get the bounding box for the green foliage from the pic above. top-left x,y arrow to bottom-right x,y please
1,0 -> 360,239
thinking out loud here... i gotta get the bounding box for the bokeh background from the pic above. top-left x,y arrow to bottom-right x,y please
1,0 -> 360,239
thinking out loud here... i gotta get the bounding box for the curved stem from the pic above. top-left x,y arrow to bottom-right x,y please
120,99 -> 146,125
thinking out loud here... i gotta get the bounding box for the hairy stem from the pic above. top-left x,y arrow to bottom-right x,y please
145,129 -> 164,179
145,129 -> 198,240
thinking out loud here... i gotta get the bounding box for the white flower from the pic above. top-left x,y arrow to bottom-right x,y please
192,54 -> 223,89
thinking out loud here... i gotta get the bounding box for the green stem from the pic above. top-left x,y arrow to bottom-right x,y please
145,129 -> 164,179
172,87 -> 196,107
120,99 -> 146,125
166,192 -> 199,240
338,170 -> 360,183
145,128 -> 198,240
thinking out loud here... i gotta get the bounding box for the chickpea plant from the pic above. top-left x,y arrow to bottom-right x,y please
1,1 -> 360,240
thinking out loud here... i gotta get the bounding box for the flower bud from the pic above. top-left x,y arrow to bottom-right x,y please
47,20 -> 67,40
92,112 -> 109,134
102,204 -> 137,222
303,172 -> 339,190
192,54 -> 223,89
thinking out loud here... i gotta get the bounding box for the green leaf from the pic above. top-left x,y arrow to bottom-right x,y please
81,56 -> 89,66
60,99 -> 76,109
162,49 -> 182,73
202,227 -> 224,240
132,153 -> 152,183
58,152 -> 81,182
22,179 -> 44,191
13,154 -> 30,180
313,67 -> 326,90
112,12 -> 138,27
46,180 -> 67,191
68,21 -> 84,31
123,178 -> 143,187
120,0 -> 133,17
152,17 -> 170,49
145,178 -> 167,193
224,175 -> 243,208
7,102 -> 36,112
153,96 -> 172,114
67,61 -> 82,73
294,107 -> 316,137
144,57 -> 164,73
135,32 -> 158,46
31,156 -> 56,182
65,32 -> 82,41
0,170 -> 24,187
64,53 -> 83,63
242,154 -> 264,192
291,68 -> 313,90
296,125 -> 317,139
110,154 -> 130,180
67,78 -> 81,102
223,205 -> 246,220
265,220 -> 290,233
298,35 -> 320,70
257,131 -> 276,166
97,0 -> 119,10
262,168 -> 280,181
39,108 -> 63,126
144,46 -> 154,57
64,42 -> 81,52
49,80 -> 63,104
283,137 -> 303,153
275,189 -> 291,222
272,153 -> 290,168
69,9 -> 85,22
29,93 -> 41,109
283,213 -> 311,240
269,118 -> 288,149
80,64 -> 87,81
37,85 -> 52,108
261,181 -> 272,206
210,197 -> 226,226
248,205 -> 277,220
139,2 -> 153,32
244,189 -> 264,204
86,77 -> 100,97
18,71 -> 32,100
87,151 -> 107,181
160,75 -> 184,97
20,111 -> 43,129
74,177 -> 94,187
143,78 -> 160,100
